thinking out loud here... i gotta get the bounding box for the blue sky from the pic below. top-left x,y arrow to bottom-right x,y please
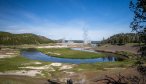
0,0 -> 133,41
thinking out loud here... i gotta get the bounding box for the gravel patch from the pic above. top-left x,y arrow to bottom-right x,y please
50,63 -> 62,67
0,70 -> 41,76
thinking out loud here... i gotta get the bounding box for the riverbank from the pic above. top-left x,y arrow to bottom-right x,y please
96,43 -> 139,55
0,46 -> 140,84
0,55 -> 136,84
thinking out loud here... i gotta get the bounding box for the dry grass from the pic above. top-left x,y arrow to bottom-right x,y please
0,75 -> 48,84
97,43 -> 139,54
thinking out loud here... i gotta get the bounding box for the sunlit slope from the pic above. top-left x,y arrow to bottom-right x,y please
0,31 -> 54,45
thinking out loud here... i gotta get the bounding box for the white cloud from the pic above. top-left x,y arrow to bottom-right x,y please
0,11 -> 132,41
2,19 -> 132,41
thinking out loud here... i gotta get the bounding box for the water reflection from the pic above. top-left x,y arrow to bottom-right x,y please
21,51 -> 121,64
102,56 -> 115,61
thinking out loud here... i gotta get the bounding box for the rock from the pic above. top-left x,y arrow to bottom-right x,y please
59,65 -> 72,70
50,63 -> 62,67
34,62 -> 42,64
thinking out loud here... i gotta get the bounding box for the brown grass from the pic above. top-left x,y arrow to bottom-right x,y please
96,43 -> 139,54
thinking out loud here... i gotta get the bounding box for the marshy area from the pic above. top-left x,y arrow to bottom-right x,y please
0,44 -> 141,84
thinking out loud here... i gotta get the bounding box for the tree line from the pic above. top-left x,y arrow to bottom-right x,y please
101,33 -> 139,45
0,31 -> 55,45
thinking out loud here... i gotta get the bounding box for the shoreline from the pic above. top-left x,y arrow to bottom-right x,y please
95,44 -> 139,55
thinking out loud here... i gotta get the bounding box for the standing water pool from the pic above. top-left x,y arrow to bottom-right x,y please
21,50 -> 122,64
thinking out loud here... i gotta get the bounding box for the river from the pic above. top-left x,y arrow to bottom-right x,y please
21,48 -> 122,64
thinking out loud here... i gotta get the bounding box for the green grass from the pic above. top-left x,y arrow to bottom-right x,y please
0,56 -> 31,72
72,60 -> 136,71
37,48 -> 105,59
0,56 -> 51,72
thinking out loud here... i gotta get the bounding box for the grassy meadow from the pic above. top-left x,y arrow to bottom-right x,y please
0,46 -> 140,84
37,48 -> 106,59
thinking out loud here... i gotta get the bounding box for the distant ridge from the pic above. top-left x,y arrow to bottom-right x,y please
0,31 -> 55,45
100,33 -> 139,45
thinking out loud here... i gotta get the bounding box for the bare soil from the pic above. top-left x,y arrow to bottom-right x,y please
96,44 -> 139,54
0,75 -> 49,84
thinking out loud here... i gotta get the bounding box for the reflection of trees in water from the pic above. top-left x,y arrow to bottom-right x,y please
102,55 -> 126,61
102,53 -> 124,62
107,56 -> 114,61
102,56 -> 115,62
115,57 -> 124,61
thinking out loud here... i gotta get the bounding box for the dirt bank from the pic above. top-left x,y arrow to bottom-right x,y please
0,75 -> 49,84
96,44 -> 139,54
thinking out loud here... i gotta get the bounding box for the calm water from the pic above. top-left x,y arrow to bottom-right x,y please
21,50 -> 121,64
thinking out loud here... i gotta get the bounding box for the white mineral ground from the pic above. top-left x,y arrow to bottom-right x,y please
0,48 -> 19,58
0,70 -> 41,76
0,63 -> 75,77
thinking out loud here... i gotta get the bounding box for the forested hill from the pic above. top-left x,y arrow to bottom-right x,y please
0,31 -> 55,45
101,33 -> 139,45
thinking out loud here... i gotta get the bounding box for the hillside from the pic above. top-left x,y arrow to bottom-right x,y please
0,31 -> 54,45
96,43 -> 139,54
101,33 -> 139,45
